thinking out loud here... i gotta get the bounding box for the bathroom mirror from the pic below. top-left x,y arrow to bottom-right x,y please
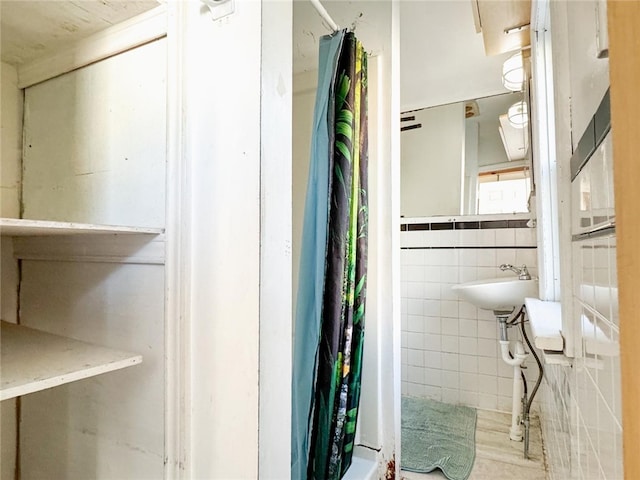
400,91 -> 532,217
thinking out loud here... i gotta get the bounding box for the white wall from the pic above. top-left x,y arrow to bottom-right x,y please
177,2 -> 262,477
0,59 -> 21,480
1,62 -> 22,218
463,122 -> 479,214
259,1 -> 293,477
21,41 -> 166,228
401,102 -> 465,217
173,1 -> 293,477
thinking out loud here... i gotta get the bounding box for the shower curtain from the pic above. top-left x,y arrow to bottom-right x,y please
292,31 -> 369,480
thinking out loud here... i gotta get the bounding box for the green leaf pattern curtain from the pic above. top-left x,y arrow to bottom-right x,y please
293,31 -> 369,480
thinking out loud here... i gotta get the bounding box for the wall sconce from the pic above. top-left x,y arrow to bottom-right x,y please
507,101 -> 528,128
502,52 -> 524,92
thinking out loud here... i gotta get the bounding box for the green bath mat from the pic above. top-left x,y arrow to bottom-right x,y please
401,396 -> 477,480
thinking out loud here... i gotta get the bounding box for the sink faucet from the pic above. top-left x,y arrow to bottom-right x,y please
500,264 -> 531,280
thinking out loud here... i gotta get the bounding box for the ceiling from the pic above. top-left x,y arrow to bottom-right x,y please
4,0 -> 518,113
0,1 -> 160,66
293,0 -> 516,112
293,0 -> 390,75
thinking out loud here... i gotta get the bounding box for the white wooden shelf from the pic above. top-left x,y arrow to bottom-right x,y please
0,217 -> 163,236
1,321 -> 142,401
524,297 -> 564,351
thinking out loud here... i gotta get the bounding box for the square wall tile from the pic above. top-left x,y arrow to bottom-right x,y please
458,301 -> 478,320
459,372 -> 479,393
478,356 -> 498,376
408,382 -> 425,397
516,249 -> 538,270
459,337 -> 478,355
424,316 -> 441,334
441,353 -> 459,371
423,265 -> 441,282
404,249 -> 424,265
477,374 -> 498,395
407,366 -> 423,383
441,335 -> 459,353
478,229 -> 496,246
495,228 -> 516,247
441,370 -> 459,389
459,318 -> 478,337
477,248 -> 497,267
440,283 -> 457,300
515,228 -> 537,247
478,338 -> 497,357
478,393 -> 498,410
459,354 -> 478,374
441,300 -> 459,318
441,318 -> 459,336
440,265 -> 460,283
408,349 -> 424,367
424,351 -> 442,369
407,314 -> 424,333
460,391 -> 479,407
423,333 -> 441,352
442,388 -> 460,404
459,249 -> 478,267
424,386 -> 443,401
407,332 -> 423,349
459,266 -> 478,283
407,281 -> 423,299
459,229 -> 478,247
424,368 -> 442,387
424,283 -> 441,300
403,265 -> 424,282
424,299 -> 440,317
477,320 -> 498,339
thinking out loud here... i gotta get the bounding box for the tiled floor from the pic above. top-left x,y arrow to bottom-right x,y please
402,409 -> 547,480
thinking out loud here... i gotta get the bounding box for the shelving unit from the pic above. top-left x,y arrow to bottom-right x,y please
1,3 -> 170,477
1,321 -> 142,401
0,217 -> 164,236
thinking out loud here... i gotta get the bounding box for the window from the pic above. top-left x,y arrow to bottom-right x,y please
477,167 -> 531,214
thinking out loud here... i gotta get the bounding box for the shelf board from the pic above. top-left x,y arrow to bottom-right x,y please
1,321 -> 142,401
0,218 -> 163,236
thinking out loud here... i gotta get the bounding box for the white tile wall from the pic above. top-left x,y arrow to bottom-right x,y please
400,219 -> 539,413
540,130 -> 622,480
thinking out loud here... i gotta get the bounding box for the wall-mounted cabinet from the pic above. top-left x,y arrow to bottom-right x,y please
1,2 -> 170,478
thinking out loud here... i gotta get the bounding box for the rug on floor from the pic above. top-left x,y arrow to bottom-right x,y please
401,396 -> 477,480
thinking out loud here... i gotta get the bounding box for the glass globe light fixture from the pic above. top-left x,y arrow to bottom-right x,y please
507,101 -> 528,128
502,52 -> 525,92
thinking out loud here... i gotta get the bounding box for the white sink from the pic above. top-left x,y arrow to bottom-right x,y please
452,277 -> 538,312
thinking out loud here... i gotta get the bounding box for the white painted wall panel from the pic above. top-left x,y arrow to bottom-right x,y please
259,1 -> 293,477
401,102 -> 465,217
0,61 -> 21,480
21,39 -> 166,228
19,261 -> 165,480
1,62 -> 22,218
0,396 -> 17,480
180,2 -> 261,477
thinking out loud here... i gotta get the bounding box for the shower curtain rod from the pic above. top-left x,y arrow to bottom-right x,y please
309,0 -> 340,33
